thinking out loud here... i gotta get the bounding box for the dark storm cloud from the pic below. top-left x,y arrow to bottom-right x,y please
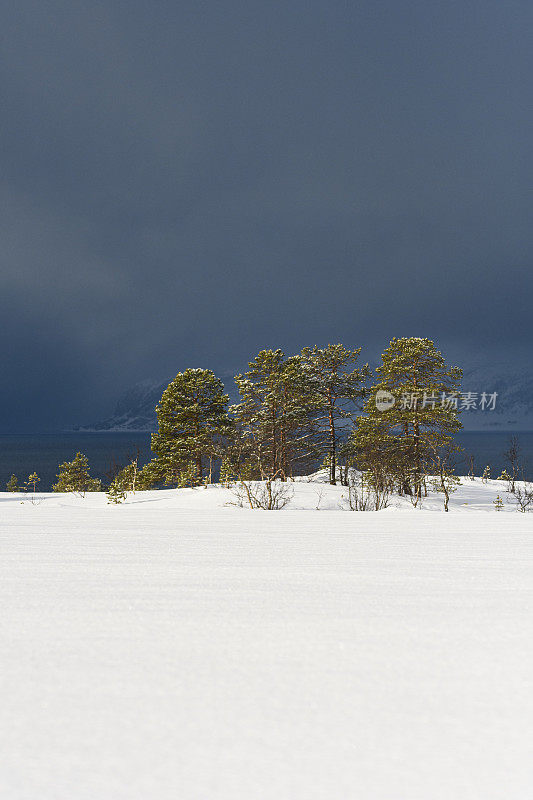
1,0 -> 532,429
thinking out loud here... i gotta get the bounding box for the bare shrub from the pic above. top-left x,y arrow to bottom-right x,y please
503,436 -> 521,494
345,471 -> 391,511
313,488 -> 325,510
229,479 -> 293,510
429,443 -> 461,512
512,478 -> 533,513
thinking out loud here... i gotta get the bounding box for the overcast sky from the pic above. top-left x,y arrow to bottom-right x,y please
1,0 -> 532,431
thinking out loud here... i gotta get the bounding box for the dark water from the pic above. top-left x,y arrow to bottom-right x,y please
455,431 -> 532,480
0,433 -> 153,491
0,431 -> 532,491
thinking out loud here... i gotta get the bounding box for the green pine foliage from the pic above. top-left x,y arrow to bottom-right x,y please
482,465 -> 491,483
25,472 -> 40,493
346,337 -> 462,498
106,458 -> 139,504
6,474 -> 23,492
41,339 -> 465,500
300,344 -> 370,484
53,452 -> 102,494
106,483 -> 127,504
135,462 -> 160,490
231,349 -> 321,480
150,368 -> 230,487
106,456 -> 145,503
219,421 -> 257,485
493,494 -> 504,511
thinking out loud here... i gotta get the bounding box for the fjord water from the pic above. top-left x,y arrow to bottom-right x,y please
0,431 -> 532,491
455,431 -> 533,480
0,433 -> 153,491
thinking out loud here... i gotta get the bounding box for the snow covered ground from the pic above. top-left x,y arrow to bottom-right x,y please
1,476 -> 532,799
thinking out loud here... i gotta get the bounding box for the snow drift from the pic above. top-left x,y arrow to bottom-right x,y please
1,476 -> 532,799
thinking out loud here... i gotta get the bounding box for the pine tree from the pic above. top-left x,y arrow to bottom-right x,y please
6,474 -> 22,492
106,482 -> 127,504
106,458 -> 141,503
106,457 -> 139,503
52,452 -> 102,494
276,354 -> 321,477
493,494 -> 504,511
150,369 -> 230,487
232,349 -> 285,480
232,350 -> 320,480
347,337 -> 462,499
25,472 -> 40,493
135,462 -> 158,490
482,465 -> 491,483
219,422 -> 256,485
300,344 -> 370,484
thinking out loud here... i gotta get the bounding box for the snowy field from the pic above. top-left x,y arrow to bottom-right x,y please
1,476 -> 532,799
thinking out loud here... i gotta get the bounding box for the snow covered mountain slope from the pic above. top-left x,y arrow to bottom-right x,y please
76,379 -> 167,431
460,361 -> 533,430
1,477 -> 532,800
77,361 -> 533,432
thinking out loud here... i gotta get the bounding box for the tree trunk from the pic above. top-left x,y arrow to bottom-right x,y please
196,454 -> 202,483
328,392 -> 336,485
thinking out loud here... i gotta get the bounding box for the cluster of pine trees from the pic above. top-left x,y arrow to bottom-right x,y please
6,453 -> 102,496
147,343 -> 371,489
142,337 -> 463,498
6,338 -> 466,503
